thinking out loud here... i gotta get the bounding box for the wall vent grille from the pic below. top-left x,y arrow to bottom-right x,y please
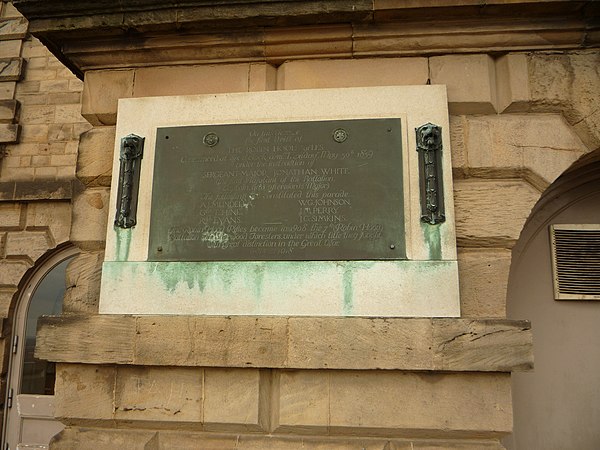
550,224 -> 600,300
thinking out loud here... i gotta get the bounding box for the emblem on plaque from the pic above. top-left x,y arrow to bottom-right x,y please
203,132 -> 219,147
115,133 -> 144,229
332,128 -> 348,143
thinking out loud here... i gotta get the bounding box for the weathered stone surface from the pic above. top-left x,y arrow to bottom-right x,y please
0,17 -> 27,40
0,202 -> 22,228
248,63 -> 276,91
0,57 -> 23,81
70,185 -> 110,250
277,57 -> 428,89
495,53 -> 530,113
328,371 -> 511,434
36,316 -> 533,372
529,50 -> 600,150
0,287 -> 17,318
459,114 -> 587,189
50,426 -> 507,449
4,230 -> 50,261
51,427 -> 158,450
76,126 -> 115,187
62,250 -> 103,313
133,63 -> 251,97
54,364 -> 115,423
429,54 -> 497,114
26,201 -> 71,245
0,258 -> 31,285
81,69 -> 134,125
433,319 -> 533,372
458,248 -> 511,318
453,179 -> 541,248
115,366 -> 203,423
203,368 -> 262,430
35,315 -> 136,364
0,123 -> 19,142
0,99 -> 19,123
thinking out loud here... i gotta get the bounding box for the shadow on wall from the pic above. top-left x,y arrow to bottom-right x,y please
504,149 -> 600,450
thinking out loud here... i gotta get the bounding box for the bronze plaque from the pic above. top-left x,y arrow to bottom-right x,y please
148,119 -> 405,261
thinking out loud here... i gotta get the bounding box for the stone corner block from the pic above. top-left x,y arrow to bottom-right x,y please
496,53 -> 531,113
76,126 -> 116,187
82,70 -> 134,126
430,54 -> 497,115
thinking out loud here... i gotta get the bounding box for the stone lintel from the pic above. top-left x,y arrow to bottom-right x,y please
36,315 -> 533,372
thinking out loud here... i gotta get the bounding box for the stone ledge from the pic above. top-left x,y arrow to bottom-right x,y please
36,315 -> 533,372
0,180 -> 73,201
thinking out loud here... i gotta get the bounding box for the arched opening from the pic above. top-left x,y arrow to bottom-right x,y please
505,150 -> 600,449
2,246 -> 79,450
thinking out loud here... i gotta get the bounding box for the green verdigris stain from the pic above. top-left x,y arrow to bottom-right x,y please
114,228 -> 132,262
150,262 -> 210,293
342,266 -> 353,315
423,224 -> 442,260
252,263 -> 265,302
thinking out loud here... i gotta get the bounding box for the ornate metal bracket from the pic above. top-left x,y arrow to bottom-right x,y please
114,133 -> 144,228
416,123 -> 445,225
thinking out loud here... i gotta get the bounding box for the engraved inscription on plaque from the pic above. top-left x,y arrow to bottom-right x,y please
148,119 -> 405,261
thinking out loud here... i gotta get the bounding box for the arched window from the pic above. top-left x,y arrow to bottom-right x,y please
2,246 -> 78,449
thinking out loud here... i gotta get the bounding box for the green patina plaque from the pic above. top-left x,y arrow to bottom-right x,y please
148,119 -> 405,261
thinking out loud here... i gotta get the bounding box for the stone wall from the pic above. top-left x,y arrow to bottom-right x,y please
0,1 -> 89,410
3,1 -> 600,448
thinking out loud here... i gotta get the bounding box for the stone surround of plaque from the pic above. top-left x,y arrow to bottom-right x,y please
99,86 -> 460,317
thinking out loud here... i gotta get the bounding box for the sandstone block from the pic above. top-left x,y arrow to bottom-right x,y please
23,68 -> 55,82
277,370 -> 329,431
430,54 -> 497,114
0,288 -> 17,317
529,51 -> 600,150
55,104 -> 83,123
132,63 -> 250,97
463,114 -> 587,188
203,368 -> 263,430
18,124 -> 47,142
19,104 -> 54,124
0,123 -> 19,143
0,259 -> 31,286
26,201 -> 71,245
453,178 -> 540,248
0,81 -> 15,99
82,70 -> 134,126
458,248 -> 511,318
0,40 -> 21,58
70,185 -> 110,250
328,371 -> 512,434
0,17 -> 27,40
54,364 -> 115,422
5,230 -> 50,261
51,428 -> 158,450
0,202 -> 21,228
495,53 -> 530,113
114,366 -> 203,423
0,99 -> 18,123
76,126 -> 116,187
277,57 -> 428,90
62,250 -> 103,314
248,63 -> 276,91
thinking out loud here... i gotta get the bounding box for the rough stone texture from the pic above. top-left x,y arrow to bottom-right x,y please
76,126 -> 115,187
495,53 -> 530,113
54,364 -> 115,423
429,55 -> 497,114
453,179 -> 541,248
115,366 -> 203,423
458,248 -> 512,318
529,50 -> 600,151
203,368 -> 263,430
25,201 -> 71,245
69,185 -> 110,251
36,315 -> 533,372
51,427 -> 158,450
81,69 -> 134,126
277,57 -> 428,89
62,250 -> 103,313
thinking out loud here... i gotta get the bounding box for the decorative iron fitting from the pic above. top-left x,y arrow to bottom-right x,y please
115,133 -> 144,229
416,123 -> 445,225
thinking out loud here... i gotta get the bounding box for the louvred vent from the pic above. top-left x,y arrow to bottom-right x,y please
550,225 -> 600,300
